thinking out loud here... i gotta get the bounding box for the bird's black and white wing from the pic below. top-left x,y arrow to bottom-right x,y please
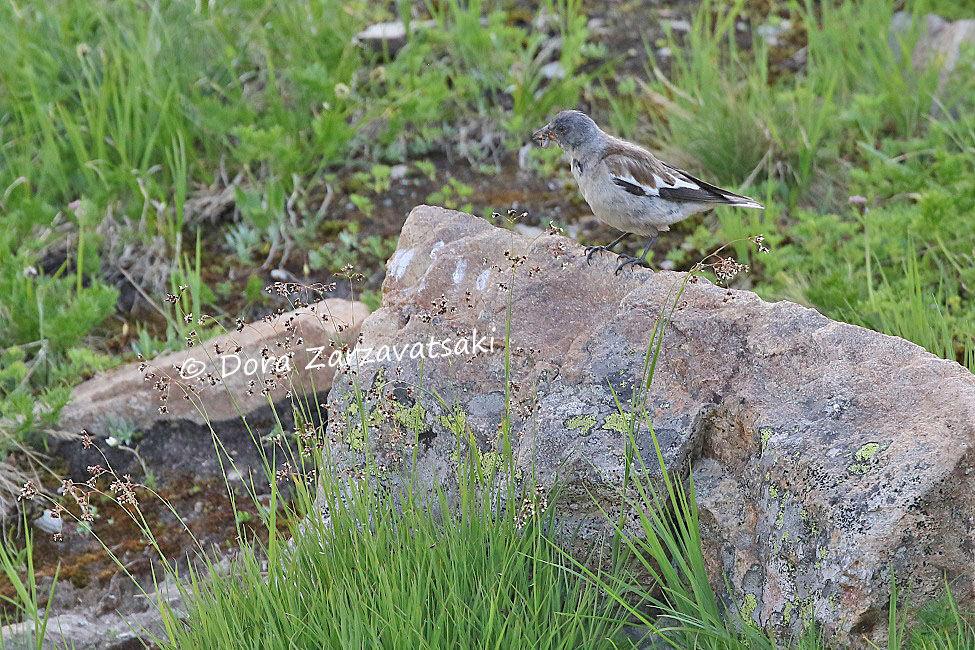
658,162 -> 763,209
600,141 -> 763,209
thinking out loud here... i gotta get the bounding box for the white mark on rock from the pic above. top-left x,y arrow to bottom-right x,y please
389,248 -> 415,281
452,259 -> 467,285
430,241 -> 445,259
476,269 -> 490,291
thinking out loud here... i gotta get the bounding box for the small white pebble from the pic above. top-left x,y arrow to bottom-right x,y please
35,510 -> 63,535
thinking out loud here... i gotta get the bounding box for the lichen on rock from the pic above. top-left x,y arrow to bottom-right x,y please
564,414 -> 597,434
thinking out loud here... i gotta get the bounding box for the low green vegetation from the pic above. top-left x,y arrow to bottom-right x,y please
157,475 -> 626,649
0,0 -> 596,458
5,442 -> 972,649
630,0 -> 975,368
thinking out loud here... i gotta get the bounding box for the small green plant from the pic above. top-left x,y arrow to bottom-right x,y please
243,274 -> 268,306
0,246 -> 117,354
413,160 -> 437,181
309,223 -> 396,273
349,164 -> 394,194
233,510 -> 254,525
167,231 -> 218,342
224,223 -> 263,266
129,325 -> 183,360
0,516 -> 58,649
348,193 -> 375,216
104,416 -> 143,447
426,177 -> 475,213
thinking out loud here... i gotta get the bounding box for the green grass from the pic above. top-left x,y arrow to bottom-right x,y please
0,0 -> 594,460
156,474 -> 626,649
0,517 -> 58,650
641,0 -> 948,192
626,0 -> 975,370
0,0 -> 590,248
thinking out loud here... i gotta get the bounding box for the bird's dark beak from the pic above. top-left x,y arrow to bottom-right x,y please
532,125 -> 553,147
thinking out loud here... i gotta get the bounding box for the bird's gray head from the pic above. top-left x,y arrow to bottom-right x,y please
532,110 -> 601,154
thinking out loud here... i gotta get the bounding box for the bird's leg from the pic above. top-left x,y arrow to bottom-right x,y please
585,232 -> 630,265
614,234 -> 658,275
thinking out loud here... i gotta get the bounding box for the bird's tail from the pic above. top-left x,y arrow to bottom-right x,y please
722,193 -> 764,209
662,163 -> 765,209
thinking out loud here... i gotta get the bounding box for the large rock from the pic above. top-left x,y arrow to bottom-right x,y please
324,205 -> 975,647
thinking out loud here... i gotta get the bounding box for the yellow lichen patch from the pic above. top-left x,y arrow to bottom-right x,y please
478,451 -> 502,480
847,441 -> 886,474
371,367 -> 389,393
782,600 -> 794,625
602,412 -> 636,434
740,593 -> 759,626
564,414 -> 597,434
438,407 -> 468,437
457,443 -> 500,485
441,407 -> 473,467
854,442 -> 881,461
344,403 -> 369,451
760,426 -> 774,453
393,401 -> 427,434
346,423 -> 364,451
799,599 -> 815,622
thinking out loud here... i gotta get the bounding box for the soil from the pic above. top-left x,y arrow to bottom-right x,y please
2,397 -> 308,625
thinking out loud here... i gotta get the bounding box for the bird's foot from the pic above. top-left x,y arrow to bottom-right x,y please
585,245 -> 616,265
614,254 -> 648,275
